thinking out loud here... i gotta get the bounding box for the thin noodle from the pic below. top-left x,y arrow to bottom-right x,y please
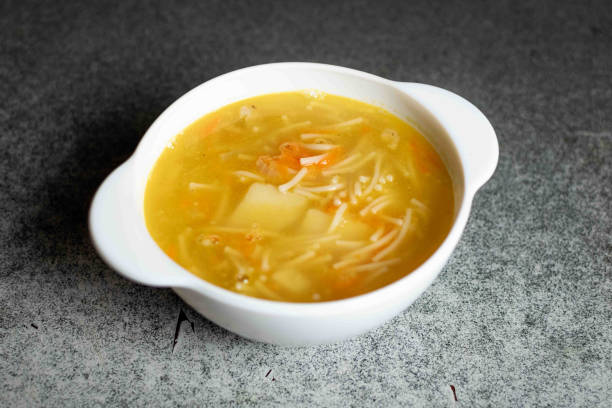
359,195 -> 391,216
279,167 -> 308,193
285,233 -> 341,244
373,209 -> 413,261
305,234 -> 341,244
177,228 -> 194,266
328,203 -> 348,233
283,250 -> 316,267
188,182 -> 219,191
300,133 -> 329,140
410,198 -> 429,212
204,226 -> 281,238
322,152 -> 375,176
301,143 -> 338,151
344,229 -> 398,260
323,117 -> 363,129
363,155 -> 382,196
224,246 -> 250,274
325,153 -> 361,170
233,171 -> 264,182
354,181 -> 362,197
303,253 -> 333,266
333,229 -> 398,269
271,120 -> 311,136
308,101 -> 335,111
370,199 -> 392,214
331,257 -> 361,270
261,248 -> 271,272
359,267 -> 390,287
253,280 -> 282,300
293,187 -> 323,200
335,240 -> 368,249
375,214 -> 404,226
300,153 -> 328,166
369,226 -> 385,242
299,183 -> 345,193
349,178 -> 358,205
212,189 -> 229,222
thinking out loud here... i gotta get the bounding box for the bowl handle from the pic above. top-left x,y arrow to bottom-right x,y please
89,161 -> 195,287
89,161 -> 146,282
395,82 -> 499,193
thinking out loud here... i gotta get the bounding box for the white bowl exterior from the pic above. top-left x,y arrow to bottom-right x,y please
89,63 -> 498,345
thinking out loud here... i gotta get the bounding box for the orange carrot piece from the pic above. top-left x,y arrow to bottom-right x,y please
333,272 -> 360,291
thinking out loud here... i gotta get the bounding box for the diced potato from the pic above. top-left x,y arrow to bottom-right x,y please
272,268 -> 311,294
337,218 -> 373,240
228,183 -> 308,231
297,208 -> 372,241
296,209 -> 332,235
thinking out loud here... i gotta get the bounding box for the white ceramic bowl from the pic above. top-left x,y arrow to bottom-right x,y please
89,62 -> 498,345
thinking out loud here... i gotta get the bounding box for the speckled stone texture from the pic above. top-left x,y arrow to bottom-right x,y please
1,0 -> 611,406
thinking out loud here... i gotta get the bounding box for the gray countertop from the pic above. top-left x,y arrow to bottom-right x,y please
1,1 -> 611,406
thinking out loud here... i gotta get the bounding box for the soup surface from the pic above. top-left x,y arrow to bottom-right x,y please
144,91 -> 454,302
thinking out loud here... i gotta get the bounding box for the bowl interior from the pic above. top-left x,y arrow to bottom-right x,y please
122,63 -> 467,307
132,64 -> 464,221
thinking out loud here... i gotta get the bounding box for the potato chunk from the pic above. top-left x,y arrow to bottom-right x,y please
228,183 -> 308,231
296,209 -> 332,235
337,218 -> 372,240
272,268 -> 311,294
296,208 -> 372,240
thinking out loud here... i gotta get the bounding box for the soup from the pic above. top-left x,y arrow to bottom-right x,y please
144,91 -> 454,302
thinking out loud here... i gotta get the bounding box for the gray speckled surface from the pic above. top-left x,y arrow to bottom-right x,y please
1,0 -> 611,406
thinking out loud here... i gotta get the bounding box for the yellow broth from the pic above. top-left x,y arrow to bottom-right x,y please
144,91 -> 454,302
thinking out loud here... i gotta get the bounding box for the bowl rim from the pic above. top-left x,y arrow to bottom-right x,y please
92,62 -> 483,315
